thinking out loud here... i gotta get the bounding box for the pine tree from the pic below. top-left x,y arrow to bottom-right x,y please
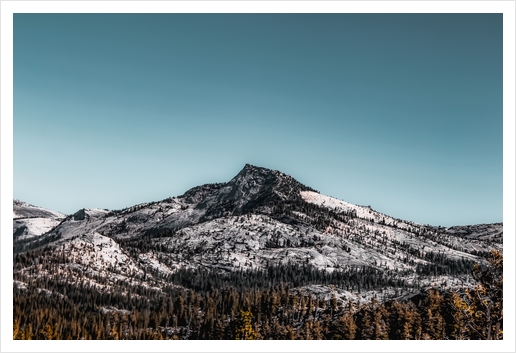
387,301 -> 417,340
310,320 -> 324,340
372,304 -> 388,340
13,321 -> 22,340
213,318 -> 226,340
421,289 -> 445,339
339,312 -> 358,340
285,325 -> 296,340
330,293 -> 338,313
355,305 -> 373,339
40,323 -> 53,340
445,291 -> 468,340
24,323 -> 33,340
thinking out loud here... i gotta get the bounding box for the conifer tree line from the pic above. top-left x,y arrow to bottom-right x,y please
13,246 -> 502,340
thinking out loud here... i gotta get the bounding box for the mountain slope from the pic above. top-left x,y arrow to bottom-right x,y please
13,199 -> 66,219
13,199 -> 66,240
13,164 -> 502,301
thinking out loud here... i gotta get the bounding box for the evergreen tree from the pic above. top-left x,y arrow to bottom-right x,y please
421,290 -> 445,340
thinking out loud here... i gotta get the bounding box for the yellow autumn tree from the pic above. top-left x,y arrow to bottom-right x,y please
453,250 -> 503,340
235,310 -> 256,340
447,291 -> 469,340
24,323 -> 33,340
40,323 -> 53,340
13,320 -> 25,340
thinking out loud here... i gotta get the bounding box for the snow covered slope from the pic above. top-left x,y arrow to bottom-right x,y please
13,199 -> 65,219
300,191 -> 414,230
13,199 -> 66,239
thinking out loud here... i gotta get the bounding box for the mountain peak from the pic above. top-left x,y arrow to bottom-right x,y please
235,164 -> 304,186
221,164 -> 317,211
238,163 -> 277,176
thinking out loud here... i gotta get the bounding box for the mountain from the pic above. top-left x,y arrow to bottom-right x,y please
13,199 -> 65,219
445,222 -> 503,240
14,163 -> 502,279
13,164 -> 503,339
13,199 -> 65,240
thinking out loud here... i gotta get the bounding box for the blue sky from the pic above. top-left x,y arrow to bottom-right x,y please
13,13 -> 502,227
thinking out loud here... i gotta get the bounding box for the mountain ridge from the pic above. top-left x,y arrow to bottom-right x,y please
13,163 -> 503,340
13,164 -> 501,271
13,164 -> 502,248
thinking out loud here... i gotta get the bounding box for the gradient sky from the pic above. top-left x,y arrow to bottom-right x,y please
13,13 -> 502,227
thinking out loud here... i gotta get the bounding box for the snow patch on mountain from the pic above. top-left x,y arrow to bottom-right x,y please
59,232 -> 143,277
13,199 -> 66,239
300,191 -> 415,229
13,199 -> 66,219
13,217 -> 63,239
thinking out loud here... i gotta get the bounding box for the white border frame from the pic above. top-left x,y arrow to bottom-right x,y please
1,1 -> 514,352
